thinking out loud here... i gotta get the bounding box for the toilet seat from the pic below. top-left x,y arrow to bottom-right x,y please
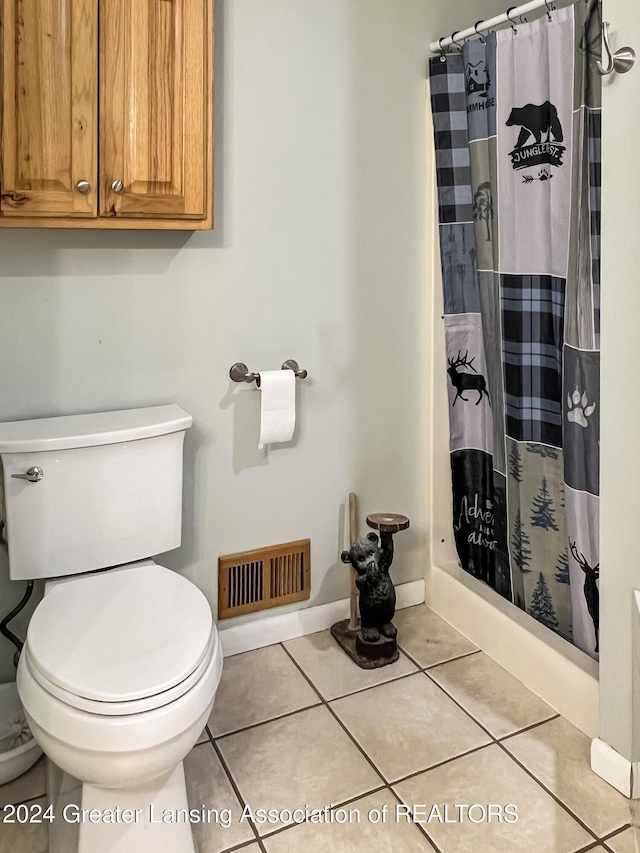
25,562 -> 214,711
23,629 -> 217,716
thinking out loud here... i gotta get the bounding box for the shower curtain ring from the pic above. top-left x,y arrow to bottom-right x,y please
451,31 -> 464,51
506,7 -> 518,33
545,0 -> 554,21
438,36 -> 447,62
474,20 -> 487,45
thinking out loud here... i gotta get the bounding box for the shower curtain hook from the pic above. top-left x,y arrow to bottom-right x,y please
450,31 -> 464,51
438,36 -> 447,62
506,7 -> 518,34
545,0 -> 554,22
474,20 -> 487,45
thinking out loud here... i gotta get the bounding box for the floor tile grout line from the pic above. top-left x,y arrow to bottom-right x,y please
419,667 -> 503,742
601,833 -> 631,853
323,669 -> 421,703
255,784 -> 390,842
600,822 -> 632,842
278,638 -> 345,698
219,839 -> 266,853
398,644 -> 487,679
329,783 -> 389,812
390,742 -> 495,788
420,648 -> 483,671
401,644 -> 559,742
208,736 -> 266,851
394,645 -> 436,672
209,701 -> 324,741
279,642 -> 389,788
494,740 -> 600,843
387,783 -> 445,853
283,645 -> 428,700
497,713 -> 561,742
421,665 -> 560,748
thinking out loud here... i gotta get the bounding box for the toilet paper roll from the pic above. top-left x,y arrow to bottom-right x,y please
258,370 -> 296,449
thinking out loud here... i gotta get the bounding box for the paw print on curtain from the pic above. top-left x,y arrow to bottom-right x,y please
567,388 -> 596,428
563,346 -> 600,497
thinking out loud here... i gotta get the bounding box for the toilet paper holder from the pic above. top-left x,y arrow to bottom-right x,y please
229,360 -> 308,387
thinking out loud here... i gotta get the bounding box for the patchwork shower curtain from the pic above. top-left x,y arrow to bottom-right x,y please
430,0 -> 602,658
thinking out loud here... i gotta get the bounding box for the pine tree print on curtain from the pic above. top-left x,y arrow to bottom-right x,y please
430,0 -> 601,658
530,478 -> 560,532
529,573 -> 560,631
511,509 -> 532,573
509,443 -> 523,482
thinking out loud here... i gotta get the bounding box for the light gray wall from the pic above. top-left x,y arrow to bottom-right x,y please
599,1 -> 640,763
0,0 -> 509,682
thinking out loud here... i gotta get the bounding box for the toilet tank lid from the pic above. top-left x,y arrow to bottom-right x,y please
0,405 -> 192,453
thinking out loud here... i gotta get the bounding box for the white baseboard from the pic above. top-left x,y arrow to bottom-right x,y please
218,579 -> 426,658
426,563 -> 599,739
591,738 -> 635,798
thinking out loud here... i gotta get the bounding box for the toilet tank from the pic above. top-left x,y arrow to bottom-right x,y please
0,406 -> 192,581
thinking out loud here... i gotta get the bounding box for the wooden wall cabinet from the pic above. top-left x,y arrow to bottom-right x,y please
0,0 -> 213,229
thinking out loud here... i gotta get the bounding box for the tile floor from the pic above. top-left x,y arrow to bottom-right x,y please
1,604 -> 636,853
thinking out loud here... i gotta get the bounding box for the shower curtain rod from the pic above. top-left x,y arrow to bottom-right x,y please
429,0 -> 559,53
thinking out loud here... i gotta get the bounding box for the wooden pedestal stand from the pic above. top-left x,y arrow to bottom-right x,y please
330,496 -> 410,669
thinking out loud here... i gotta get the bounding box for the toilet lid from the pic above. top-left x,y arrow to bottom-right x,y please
26,563 -> 213,703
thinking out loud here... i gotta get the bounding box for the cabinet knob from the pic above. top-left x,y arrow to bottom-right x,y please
76,180 -> 91,194
111,180 -> 124,193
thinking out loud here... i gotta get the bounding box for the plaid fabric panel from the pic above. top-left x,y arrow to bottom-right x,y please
502,274 -> 565,446
430,55 -> 473,224
440,223 -> 481,314
588,109 -> 601,348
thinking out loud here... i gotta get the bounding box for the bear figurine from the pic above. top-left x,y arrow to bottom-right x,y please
341,532 -> 397,643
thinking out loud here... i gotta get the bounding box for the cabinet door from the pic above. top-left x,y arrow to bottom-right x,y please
0,0 -> 98,218
100,0 -> 211,221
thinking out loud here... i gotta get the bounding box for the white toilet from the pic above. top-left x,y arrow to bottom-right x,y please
0,405 -> 223,853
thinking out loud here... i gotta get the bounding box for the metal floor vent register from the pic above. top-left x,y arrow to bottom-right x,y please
218,540 -> 310,619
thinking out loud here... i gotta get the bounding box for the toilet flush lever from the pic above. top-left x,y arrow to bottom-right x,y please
11,467 -> 44,483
